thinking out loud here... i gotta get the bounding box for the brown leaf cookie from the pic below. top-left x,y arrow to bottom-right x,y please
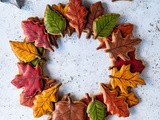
52,95 -> 87,120
105,30 -> 141,61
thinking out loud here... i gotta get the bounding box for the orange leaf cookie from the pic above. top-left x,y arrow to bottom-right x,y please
66,0 -> 88,38
100,83 -> 130,117
110,65 -> 145,94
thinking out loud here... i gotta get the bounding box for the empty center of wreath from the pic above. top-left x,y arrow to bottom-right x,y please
46,33 -> 110,99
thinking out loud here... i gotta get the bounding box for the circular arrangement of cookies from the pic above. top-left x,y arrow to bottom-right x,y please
9,0 -> 145,120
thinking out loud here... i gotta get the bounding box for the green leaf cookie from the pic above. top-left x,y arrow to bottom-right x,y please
87,98 -> 107,120
44,5 -> 66,37
31,47 -> 45,66
93,14 -> 120,39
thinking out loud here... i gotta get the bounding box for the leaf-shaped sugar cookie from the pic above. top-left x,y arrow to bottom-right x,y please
111,50 -> 145,73
98,83 -> 139,108
105,30 -> 141,61
27,16 -> 61,48
107,23 -> 134,41
52,3 -> 74,36
53,96 -> 87,120
81,93 -> 107,120
44,5 -> 66,37
97,23 -> 134,50
11,63 -> 45,97
66,0 -> 88,38
21,20 -> 53,51
10,41 -> 40,63
120,91 -> 139,108
100,83 -> 130,117
110,65 -> 145,94
85,1 -> 104,39
52,3 -> 68,17
87,98 -> 106,120
33,83 -> 62,118
31,47 -> 45,66
93,14 -> 120,39
115,23 -> 134,38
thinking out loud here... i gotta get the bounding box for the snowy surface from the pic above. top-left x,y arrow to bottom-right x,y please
0,0 -> 160,120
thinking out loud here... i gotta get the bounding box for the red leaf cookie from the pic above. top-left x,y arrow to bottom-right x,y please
66,0 -> 88,38
11,63 -> 46,97
111,51 -> 145,73
21,20 -> 53,51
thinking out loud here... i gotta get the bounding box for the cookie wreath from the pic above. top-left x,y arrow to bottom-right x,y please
9,0 -> 145,120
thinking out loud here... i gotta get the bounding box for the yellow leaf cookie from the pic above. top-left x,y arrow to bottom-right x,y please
10,41 -> 40,62
110,65 -> 145,94
33,83 -> 62,118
